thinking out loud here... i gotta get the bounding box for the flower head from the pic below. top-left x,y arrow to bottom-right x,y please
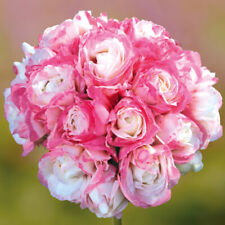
4,11 -> 222,218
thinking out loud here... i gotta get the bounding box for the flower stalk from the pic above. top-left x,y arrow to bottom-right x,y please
113,217 -> 122,225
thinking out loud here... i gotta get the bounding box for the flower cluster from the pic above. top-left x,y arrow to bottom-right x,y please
4,11 -> 222,218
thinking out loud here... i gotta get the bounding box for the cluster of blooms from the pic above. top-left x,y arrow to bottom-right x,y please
4,11 -> 222,218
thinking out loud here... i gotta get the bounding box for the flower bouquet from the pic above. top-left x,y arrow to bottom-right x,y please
4,11 -> 222,224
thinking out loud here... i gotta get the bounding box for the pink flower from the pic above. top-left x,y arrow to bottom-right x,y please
78,28 -> 134,88
4,86 -> 46,156
185,82 -> 222,148
47,95 -> 110,145
156,113 -> 203,164
107,97 -> 158,147
12,43 -> 56,86
39,19 -> 78,52
73,11 -> 95,34
38,142 -> 126,217
175,51 -> 218,89
4,43 -> 58,155
132,18 -> 170,40
132,66 -> 190,114
175,51 -> 202,92
27,64 -> 76,107
121,18 -> 180,67
44,91 -> 77,131
119,145 -> 180,208
38,147 -> 89,202
38,142 -> 111,202
81,169 -> 128,218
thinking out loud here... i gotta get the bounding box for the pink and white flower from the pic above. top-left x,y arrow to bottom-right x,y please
107,97 -> 158,147
185,85 -> 222,148
47,96 -> 110,146
78,28 -> 134,88
39,19 -> 79,52
81,168 -> 128,218
38,147 -> 90,202
132,19 -> 169,40
4,86 -> 46,156
38,142 -> 111,202
38,143 -> 126,217
133,66 -> 190,113
27,64 -> 76,107
119,145 -> 180,207
12,43 -> 56,86
157,113 -> 203,163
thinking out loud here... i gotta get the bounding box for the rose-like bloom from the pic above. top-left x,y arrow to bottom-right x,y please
156,113 -> 203,164
38,142 -> 111,202
47,96 -> 110,147
44,91 -> 77,131
177,56 -> 222,147
81,169 -> 128,218
38,142 -> 125,217
73,11 -> 95,34
11,43 -> 35,85
78,28 -> 134,88
185,86 -> 222,148
4,86 -> 46,156
38,147 -> 89,202
175,51 -> 202,92
4,43 -> 57,155
107,97 -> 158,147
176,151 -> 203,175
27,64 -> 76,107
121,18 -> 180,69
175,51 -> 219,92
39,11 -> 94,54
39,19 -> 78,52
12,43 -> 56,86
119,145 -> 180,208
132,19 -> 170,40
132,67 -> 190,114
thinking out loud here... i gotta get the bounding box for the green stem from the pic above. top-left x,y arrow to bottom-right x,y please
113,217 -> 122,225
